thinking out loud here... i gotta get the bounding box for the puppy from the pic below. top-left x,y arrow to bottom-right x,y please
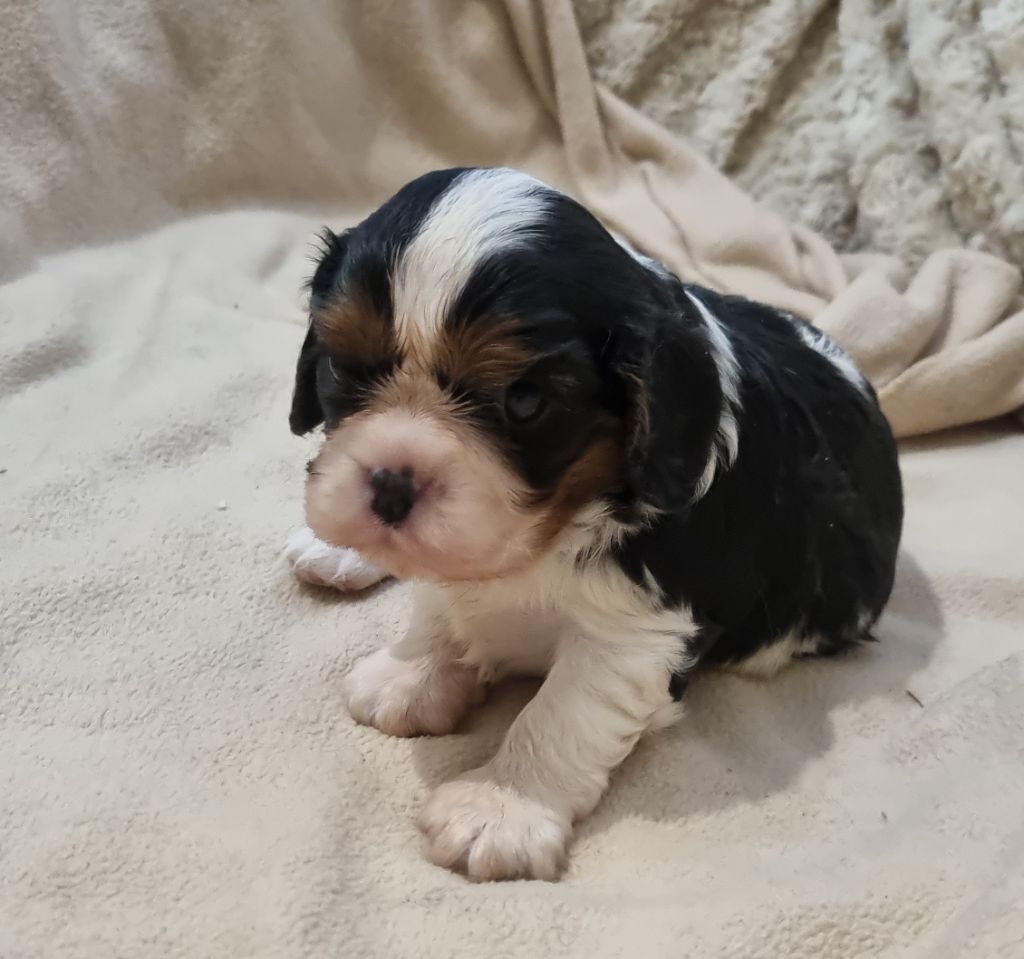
287,168 -> 903,881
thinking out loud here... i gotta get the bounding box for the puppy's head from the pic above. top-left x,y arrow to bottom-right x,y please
290,168 -> 725,582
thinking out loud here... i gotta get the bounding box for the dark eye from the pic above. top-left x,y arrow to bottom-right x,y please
327,357 -> 344,383
504,380 -> 547,424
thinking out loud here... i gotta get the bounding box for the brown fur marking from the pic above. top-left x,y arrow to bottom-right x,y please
532,428 -> 626,548
370,369 -> 452,417
434,316 -> 534,393
315,294 -> 397,367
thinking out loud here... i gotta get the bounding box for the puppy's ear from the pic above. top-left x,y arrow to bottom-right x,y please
289,229 -> 350,436
614,304 -> 723,513
309,228 -> 350,305
289,323 -> 324,435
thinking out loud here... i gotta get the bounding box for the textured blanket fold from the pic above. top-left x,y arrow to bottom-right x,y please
2,2 -> 1022,957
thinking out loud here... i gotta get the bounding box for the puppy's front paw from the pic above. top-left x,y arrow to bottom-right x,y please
285,526 -> 388,591
345,647 -> 483,737
418,774 -> 571,881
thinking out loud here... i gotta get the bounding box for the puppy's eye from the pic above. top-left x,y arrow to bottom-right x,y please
327,357 -> 343,382
504,381 -> 546,424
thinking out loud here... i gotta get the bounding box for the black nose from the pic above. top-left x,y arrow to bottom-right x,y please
369,467 -> 416,526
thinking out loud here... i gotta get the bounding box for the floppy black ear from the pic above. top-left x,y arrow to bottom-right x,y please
615,302 -> 723,513
289,228 -> 351,436
289,323 -> 324,435
309,228 -> 349,304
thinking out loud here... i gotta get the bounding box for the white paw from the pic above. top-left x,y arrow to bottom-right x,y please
344,647 -> 483,737
418,774 -> 571,881
285,526 -> 388,591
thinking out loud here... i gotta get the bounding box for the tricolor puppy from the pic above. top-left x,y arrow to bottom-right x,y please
287,168 -> 903,881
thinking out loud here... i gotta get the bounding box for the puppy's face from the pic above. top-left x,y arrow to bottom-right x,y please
289,168 -> 721,581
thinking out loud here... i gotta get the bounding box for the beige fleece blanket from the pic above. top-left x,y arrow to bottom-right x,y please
1,2 -> 1022,957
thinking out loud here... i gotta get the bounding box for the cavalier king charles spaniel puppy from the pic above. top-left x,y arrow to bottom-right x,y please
285,168 -> 903,881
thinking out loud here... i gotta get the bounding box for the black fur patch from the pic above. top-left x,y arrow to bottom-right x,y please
613,287 -> 903,677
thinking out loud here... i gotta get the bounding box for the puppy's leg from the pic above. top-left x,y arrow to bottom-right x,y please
345,586 -> 484,737
285,526 -> 389,592
419,628 -> 682,881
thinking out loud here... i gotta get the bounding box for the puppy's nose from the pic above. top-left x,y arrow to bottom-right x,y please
369,467 -> 416,526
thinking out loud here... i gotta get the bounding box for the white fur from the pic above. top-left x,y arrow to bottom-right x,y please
284,526 -> 388,591
682,288 -> 742,499
347,512 -> 694,881
794,321 -> 869,395
392,168 -> 549,345
344,587 -> 484,736
727,632 -> 821,678
611,232 -> 671,276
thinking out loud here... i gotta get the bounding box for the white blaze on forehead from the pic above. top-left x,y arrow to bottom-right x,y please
391,168 -> 551,350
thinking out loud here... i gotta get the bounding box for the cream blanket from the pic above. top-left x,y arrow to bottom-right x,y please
2,2 -> 1022,957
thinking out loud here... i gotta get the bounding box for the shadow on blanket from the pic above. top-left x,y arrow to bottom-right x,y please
408,551 -> 942,833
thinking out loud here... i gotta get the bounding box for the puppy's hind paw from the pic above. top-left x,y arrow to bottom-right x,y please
284,526 -> 389,592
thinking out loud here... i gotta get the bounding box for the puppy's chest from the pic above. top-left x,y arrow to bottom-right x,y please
442,566 -> 574,679
448,599 -> 567,681
437,555 -> 675,681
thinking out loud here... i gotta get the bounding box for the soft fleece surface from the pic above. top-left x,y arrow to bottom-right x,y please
581,0 -> 1024,270
2,3 -> 1023,957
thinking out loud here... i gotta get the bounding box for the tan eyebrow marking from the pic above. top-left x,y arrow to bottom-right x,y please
314,293 -> 397,368
433,316 -> 533,394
